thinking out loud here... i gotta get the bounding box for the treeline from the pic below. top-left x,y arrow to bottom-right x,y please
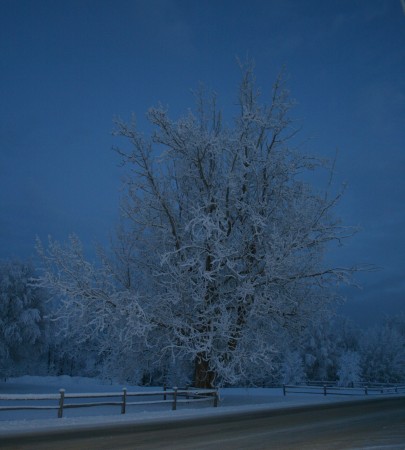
1,259 -> 404,387
281,315 -> 405,386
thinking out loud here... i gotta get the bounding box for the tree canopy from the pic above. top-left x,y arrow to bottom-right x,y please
0,260 -> 45,378
38,64 -> 357,387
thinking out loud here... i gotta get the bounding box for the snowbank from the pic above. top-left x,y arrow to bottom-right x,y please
0,375 -> 389,437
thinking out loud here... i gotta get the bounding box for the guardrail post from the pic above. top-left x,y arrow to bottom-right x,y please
283,384 -> 286,396
213,389 -> 219,407
121,387 -> 127,414
365,386 -> 368,395
172,387 -> 178,411
58,389 -> 65,418
163,383 -> 167,401
323,385 -> 327,396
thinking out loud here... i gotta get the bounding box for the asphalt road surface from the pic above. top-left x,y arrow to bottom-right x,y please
1,397 -> 404,449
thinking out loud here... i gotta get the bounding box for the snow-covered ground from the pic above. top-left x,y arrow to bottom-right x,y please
0,375 -> 384,437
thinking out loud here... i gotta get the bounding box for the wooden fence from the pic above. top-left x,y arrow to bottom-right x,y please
0,386 -> 219,418
283,383 -> 405,397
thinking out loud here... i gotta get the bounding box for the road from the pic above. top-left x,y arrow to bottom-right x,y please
1,397 -> 404,449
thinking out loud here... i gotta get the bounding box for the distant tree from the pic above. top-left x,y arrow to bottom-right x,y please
303,321 -> 338,381
44,315 -> 100,378
281,351 -> 306,385
384,313 -> 405,338
302,317 -> 360,381
360,323 -> 405,383
0,260 -> 46,378
37,63 -> 357,387
337,351 -> 361,387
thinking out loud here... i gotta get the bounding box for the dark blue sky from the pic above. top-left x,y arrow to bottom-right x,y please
1,0 -> 404,325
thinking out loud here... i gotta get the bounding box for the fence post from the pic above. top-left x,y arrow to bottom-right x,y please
323,385 -> 327,396
121,387 -> 127,414
213,388 -> 219,407
283,385 -> 286,396
172,387 -> 178,411
58,389 -> 65,418
365,386 -> 368,395
163,383 -> 167,401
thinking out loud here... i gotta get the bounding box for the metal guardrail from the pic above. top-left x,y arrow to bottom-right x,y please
0,387 -> 219,418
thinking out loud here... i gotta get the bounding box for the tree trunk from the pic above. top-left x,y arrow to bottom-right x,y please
194,353 -> 215,388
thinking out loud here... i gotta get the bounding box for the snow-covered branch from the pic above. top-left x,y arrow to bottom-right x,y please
37,63 -> 361,387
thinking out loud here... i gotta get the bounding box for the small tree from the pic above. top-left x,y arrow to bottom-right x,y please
0,260 -> 46,378
303,317 -> 360,382
337,351 -> 361,387
38,63 -> 357,387
360,324 -> 405,383
281,351 -> 306,385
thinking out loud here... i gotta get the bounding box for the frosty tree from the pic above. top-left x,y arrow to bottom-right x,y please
0,260 -> 46,378
38,64 -> 357,387
337,351 -> 361,387
360,323 -> 405,383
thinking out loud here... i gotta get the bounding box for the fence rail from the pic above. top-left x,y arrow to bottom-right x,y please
0,386 -> 219,418
283,383 -> 405,397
